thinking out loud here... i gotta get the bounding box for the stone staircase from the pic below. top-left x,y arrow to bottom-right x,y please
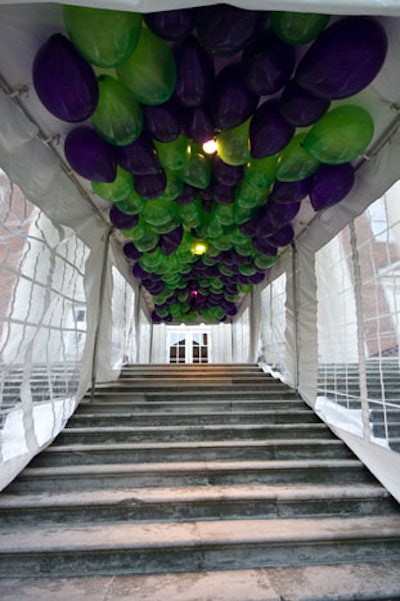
1,363 -> 400,600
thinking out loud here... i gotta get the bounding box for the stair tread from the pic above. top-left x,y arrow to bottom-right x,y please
0,483 -> 390,510
2,515 -> 400,553
62,423 -> 327,432
20,458 -> 363,477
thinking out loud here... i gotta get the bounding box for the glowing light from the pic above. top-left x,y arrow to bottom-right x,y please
191,240 -> 208,255
202,139 -> 218,154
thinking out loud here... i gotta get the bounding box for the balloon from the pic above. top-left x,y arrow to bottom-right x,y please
233,201 -> 254,225
132,227 -> 160,253
236,179 -> 269,210
109,205 -> 139,230
134,170 -> 167,199
64,126 -> 116,182
91,75 -> 143,146
115,189 -> 146,215
304,105 -> 374,165
184,105 -> 215,144
63,6 -> 142,68
213,156 -> 244,186
211,181 -> 236,205
145,9 -> 194,41
241,32 -> 295,95
196,5 -> 261,56
295,17 -> 387,99
253,253 -> 278,270
174,36 -> 214,107
244,155 -> 277,190
123,241 -> 142,261
91,166 -> 133,202
280,80 -> 330,127
267,224 -> 294,247
216,118 -> 251,166
239,213 -> 260,237
214,65 -> 259,130
151,310 -> 164,323
143,99 -> 182,143
268,201 -> 301,228
252,237 -> 278,256
116,27 -> 176,105
157,170 -> 184,202
175,184 -> 197,205
33,34 -> 98,123
159,225 -> 184,256
250,100 -> 295,159
141,199 -> 178,228
178,198 -> 203,228
270,12 -> 330,45
154,135 -> 189,172
182,151 -> 211,190
309,163 -> 355,210
269,178 -> 311,204
276,133 -> 320,182
117,132 -> 159,175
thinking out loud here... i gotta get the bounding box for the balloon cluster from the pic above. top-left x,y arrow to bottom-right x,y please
32,6 -> 387,323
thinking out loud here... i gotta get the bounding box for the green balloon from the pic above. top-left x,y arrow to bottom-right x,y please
154,135 -> 189,172
139,250 -> 163,273
211,236 -> 233,252
116,26 -> 176,105
63,6 -> 142,68
304,105 -> 374,165
233,203 -> 254,225
134,228 -> 159,252
178,199 -> 203,229
244,155 -> 277,189
235,179 -> 269,209
122,217 -> 148,241
91,75 -> 143,146
212,203 -> 235,226
270,12 -> 330,45
216,118 -> 251,166
239,263 -> 257,276
276,133 -> 320,182
235,238 -> 254,256
91,166 -> 133,202
183,146 -> 212,189
158,170 -> 184,202
227,226 -> 249,245
238,283 -> 253,294
254,253 -> 278,269
115,188 -> 146,214
141,199 -> 178,227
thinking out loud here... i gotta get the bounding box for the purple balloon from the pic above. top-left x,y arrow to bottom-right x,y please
211,180 -> 236,204
143,100 -> 182,142
267,224 -> 295,247
239,214 -> 259,237
296,17 -> 388,100
174,36 -> 214,107
176,184 -> 197,205
134,170 -> 167,199
132,263 -> 150,279
252,237 -> 278,256
214,64 -> 259,130
269,179 -> 311,205
268,201 -> 301,228
123,242 -> 142,261
160,225 -> 184,255
310,163 -> 355,211
117,132 -> 159,175
64,127 -> 116,182
151,310 -> 164,323
143,279 -> 165,296
33,34 -> 98,123
145,9 -> 194,41
196,5 -> 262,56
213,156 -> 244,186
241,32 -> 295,96
250,99 -> 295,159
256,208 -> 277,239
110,205 -> 139,230
184,105 -> 215,144
280,80 -> 330,127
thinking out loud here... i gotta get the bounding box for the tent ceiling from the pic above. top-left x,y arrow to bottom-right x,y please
1,2 -> 400,324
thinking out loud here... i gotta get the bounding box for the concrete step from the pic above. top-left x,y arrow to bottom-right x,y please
67,409 -> 321,428
0,484 -> 395,528
88,389 -> 299,401
53,422 -> 335,444
77,399 -> 306,413
5,459 -> 375,494
1,515 -> 400,578
3,563 -> 400,601
30,439 -> 355,467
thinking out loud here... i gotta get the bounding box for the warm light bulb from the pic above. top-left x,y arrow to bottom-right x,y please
191,240 -> 208,255
202,139 -> 218,154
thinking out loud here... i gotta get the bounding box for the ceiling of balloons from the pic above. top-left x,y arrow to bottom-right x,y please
31,4 -> 388,324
